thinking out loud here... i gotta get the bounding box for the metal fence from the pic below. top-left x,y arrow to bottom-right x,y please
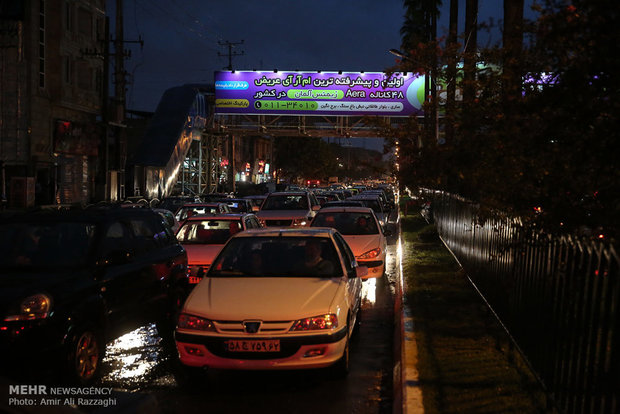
428,191 -> 618,414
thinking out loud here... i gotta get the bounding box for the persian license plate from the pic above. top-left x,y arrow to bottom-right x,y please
188,276 -> 202,284
225,339 -> 280,352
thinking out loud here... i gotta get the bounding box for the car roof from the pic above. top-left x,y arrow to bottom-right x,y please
180,202 -> 227,207
349,194 -> 382,200
315,206 -> 375,214
232,227 -> 336,238
0,206 -> 161,224
266,191 -> 308,196
182,213 -> 254,220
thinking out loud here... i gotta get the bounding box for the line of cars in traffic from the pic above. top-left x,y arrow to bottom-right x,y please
0,184 -> 396,383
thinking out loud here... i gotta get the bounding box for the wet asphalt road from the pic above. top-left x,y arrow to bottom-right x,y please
97,231 -> 401,414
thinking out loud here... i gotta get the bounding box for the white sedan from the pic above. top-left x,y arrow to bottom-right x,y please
175,227 -> 367,375
311,207 -> 390,277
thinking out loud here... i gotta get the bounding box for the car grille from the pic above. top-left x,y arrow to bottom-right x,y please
214,320 -> 293,334
264,219 -> 293,227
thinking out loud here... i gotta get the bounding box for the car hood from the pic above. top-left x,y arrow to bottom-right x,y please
183,277 -> 344,321
342,234 -> 382,258
182,244 -> 224,265
256,210 -> 311,220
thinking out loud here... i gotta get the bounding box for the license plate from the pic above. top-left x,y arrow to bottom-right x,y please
188,276 -> 202,284
225,339 -> 280,352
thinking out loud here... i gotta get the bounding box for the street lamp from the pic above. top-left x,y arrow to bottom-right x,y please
388,49 -> 409,61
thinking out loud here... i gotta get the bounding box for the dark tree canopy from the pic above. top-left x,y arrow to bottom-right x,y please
389,0 -> 619,238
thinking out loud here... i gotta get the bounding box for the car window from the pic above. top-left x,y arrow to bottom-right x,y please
261,195 -> 308,210
244,217 -> 256,229
128,216 -> 169,253
210,237 -> 341,278
312,212 -> 378,235
177,219 -> 241,244
0,222 -> 96,268
100,221 -> 134,258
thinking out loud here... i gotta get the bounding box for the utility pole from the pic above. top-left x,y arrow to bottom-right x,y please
109,0 -> 142,200
218,40 -> 244,71
113,0 -> 125,201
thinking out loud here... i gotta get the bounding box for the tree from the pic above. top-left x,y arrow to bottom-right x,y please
390,0 -> 619,237
503,0 -> 525,104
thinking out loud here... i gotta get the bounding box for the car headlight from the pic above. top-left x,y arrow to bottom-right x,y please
4,294 -> 52,321
291,218 -> 309,226
290,314 -> 338,331
358,248 -> 382,260
177,313 -> 216,331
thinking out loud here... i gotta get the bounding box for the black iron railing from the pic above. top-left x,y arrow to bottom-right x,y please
427,191 -> 618,414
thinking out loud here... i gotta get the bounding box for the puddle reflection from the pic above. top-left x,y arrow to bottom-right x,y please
101,323 -> 172,387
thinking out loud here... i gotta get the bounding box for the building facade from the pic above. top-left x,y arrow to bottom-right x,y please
0,0 -> 105,207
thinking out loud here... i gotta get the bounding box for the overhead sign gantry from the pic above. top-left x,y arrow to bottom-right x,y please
213,70 -> 425,137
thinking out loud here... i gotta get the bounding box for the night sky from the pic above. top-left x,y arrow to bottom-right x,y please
109,0 -> 536,150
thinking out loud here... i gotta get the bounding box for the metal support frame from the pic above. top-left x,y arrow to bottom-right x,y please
214,114 -> 407,138
179,132 -> 222,196
174,113 -> 417,196
205,134 -> 220,194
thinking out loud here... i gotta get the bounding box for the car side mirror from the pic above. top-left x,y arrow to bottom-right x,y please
355,265 -> 369,279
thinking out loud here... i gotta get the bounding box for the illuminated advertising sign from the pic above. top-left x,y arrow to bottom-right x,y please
215,71 -> 425,117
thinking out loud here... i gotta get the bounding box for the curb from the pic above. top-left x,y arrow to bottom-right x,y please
394,211 -> 424,414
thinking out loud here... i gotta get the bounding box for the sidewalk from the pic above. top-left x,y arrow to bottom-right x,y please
396,214 -> 550,414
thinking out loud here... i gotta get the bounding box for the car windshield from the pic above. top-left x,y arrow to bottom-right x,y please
0,222 -> 96,268
356,199 -> 381,214
227,200 -> 249,213
176,205 -> 220,221
209,237 -> 341,278
312,212 -> 378,235
261,195 -> 308,210
177,219 -> 241,244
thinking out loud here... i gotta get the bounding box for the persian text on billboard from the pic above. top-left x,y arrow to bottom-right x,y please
214,71 -> 425,117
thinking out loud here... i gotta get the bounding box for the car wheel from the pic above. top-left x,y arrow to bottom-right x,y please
330,324 -> 350,378
353,306 -> 362,336
66,327 -> 104,385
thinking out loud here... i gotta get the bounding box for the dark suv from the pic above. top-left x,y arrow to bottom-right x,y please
0,206 -> 189,384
